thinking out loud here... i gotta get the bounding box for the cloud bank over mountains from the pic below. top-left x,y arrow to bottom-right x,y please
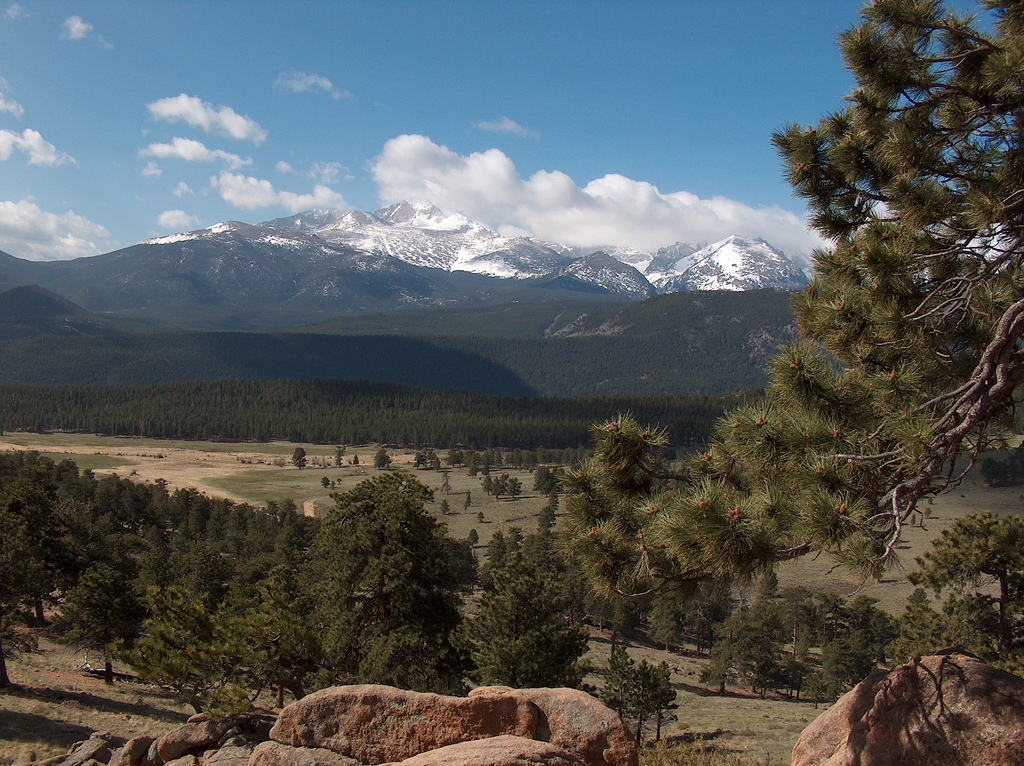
372,134 -> 822,259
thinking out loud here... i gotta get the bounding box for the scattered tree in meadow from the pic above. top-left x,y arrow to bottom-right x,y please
291,448 -> 306,470
373,447 -> 391,470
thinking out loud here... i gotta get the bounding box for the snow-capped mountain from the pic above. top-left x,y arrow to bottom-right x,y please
540,252 -> 656,300
651,236 -> 808,293
276,200 -> 567,277
259,200 -> 810,295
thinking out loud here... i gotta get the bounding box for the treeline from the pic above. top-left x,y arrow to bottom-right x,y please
0,379 -> 739,450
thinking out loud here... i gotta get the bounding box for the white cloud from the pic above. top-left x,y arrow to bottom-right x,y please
60,15 -> 91,39
172,181 -> 193,197
473,117 -> 536,139
0,128 -> 75,166
275,160 -> 295,174
210,171 -> 346,213
0,92 -> 23,118
372,134 -> 823,258
308,161 -> 343,185
5,4 -> 27,20
0,199 -> 110,260
147,94 -> 267,144
275,71 -> 350,100
157,209 -> 200,230
141,161 -> 162,177
140,137 -> 250,169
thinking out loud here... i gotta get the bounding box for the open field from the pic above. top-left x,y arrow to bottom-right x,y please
2,432 -> 1022,763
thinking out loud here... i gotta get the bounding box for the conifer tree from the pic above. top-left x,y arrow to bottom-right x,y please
565,0 -> 1024,599
470,553 -> 588,689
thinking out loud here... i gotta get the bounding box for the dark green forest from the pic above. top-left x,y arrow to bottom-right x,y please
0,379 -> 739,450
0,289 -> 796,397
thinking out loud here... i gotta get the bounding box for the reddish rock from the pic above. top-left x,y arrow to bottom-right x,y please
269,685 -> 540,764
162,757 -> 198,766
248,741 -> 362,766
110,737 -> 155,766
198,747 -> 252,766
157,718 -> 230,763
792,652 -> 1024,766
483,688 -> 637,766
389,735 -> 584,766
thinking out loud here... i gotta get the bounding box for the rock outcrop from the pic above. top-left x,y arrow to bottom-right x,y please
268,685 -> 636,766
792,651 -> 1024,766
11,686 -> 635,766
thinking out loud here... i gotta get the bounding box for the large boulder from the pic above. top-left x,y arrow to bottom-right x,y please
248,742 -> 361,766
470,688 -> 635,766
268,685 -> 636,766
388,735 -> 584,766
269,686 -> 539,764
792,651 -> 1024,766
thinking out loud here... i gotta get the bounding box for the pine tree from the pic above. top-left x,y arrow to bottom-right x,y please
470,553 -> 588,688
911,512 -> 1024,662
306,473 -> 474,694
565,0 -> 1024,599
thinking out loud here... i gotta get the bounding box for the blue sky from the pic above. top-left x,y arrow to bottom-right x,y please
0,1 -> 905,260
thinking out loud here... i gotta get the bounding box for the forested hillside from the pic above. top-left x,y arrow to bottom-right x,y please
0,290 -> 795,397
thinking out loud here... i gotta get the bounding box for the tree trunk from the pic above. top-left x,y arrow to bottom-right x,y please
999,572 -> 1010,660
105,659 -> 113,685
0,642 -> 11,688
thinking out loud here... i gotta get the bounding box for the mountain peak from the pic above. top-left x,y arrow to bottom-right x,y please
375,199 -> 447,225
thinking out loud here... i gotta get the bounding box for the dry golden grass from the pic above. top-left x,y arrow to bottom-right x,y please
0,637 -> 192,763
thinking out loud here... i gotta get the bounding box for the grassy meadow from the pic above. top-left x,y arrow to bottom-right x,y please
1,431 -> 1021,764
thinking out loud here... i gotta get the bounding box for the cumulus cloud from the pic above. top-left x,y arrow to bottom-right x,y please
276,71 -> 350,100
60,15 -> 91,39
0,199 -> 110,260
0,128 -> 75,166
473,117 -> 535,139
157,209 -> 200,230
147,94 -> 267,144
372,134 -> 822,259
60,15 -> 111,47
0,92 -> 23,118
172,181 -> 193,197
210,171 -> 346,213
5,4 -> 27,20
140,137 -> 250,169
141,161 -> 162,177
307,161 -> 343,185
275,160 -> 295,174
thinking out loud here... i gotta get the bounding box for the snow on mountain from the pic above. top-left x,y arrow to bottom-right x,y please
644,242 -> 702,282
263,199 -> 567,277
652,236 -> 808,293
255,201 -> 809,295
544,252 -> 656,299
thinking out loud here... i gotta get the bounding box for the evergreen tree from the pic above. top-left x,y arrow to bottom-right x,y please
566,0 -> 1024,600
291,448 -> 306,470
373,447 -> 391,470
306,473 -> 475,694
56,561 -> 146,684
470,553 -> 588,689
887,588 -> 945,664
127,586 -> 251,715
